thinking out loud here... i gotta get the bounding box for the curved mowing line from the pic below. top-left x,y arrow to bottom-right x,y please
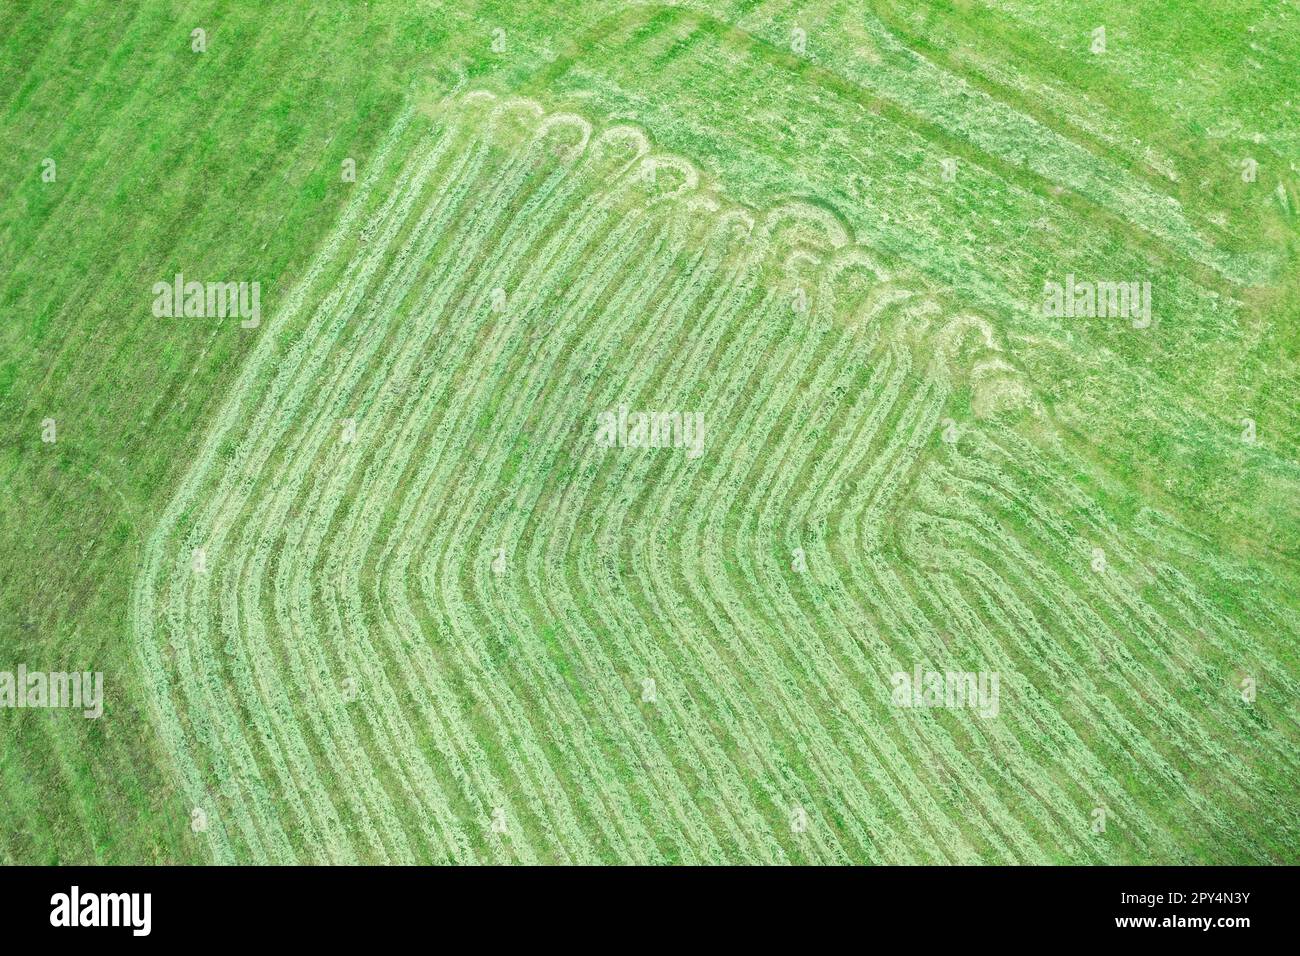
134,88 -> 1294,864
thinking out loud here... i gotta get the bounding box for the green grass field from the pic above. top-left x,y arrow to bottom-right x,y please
1,0 -> 1297,864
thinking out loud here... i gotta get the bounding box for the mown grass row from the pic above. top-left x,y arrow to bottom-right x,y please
132,88 -> 1297,862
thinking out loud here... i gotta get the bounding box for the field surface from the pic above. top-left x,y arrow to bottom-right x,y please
1,1 -> 1297,864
